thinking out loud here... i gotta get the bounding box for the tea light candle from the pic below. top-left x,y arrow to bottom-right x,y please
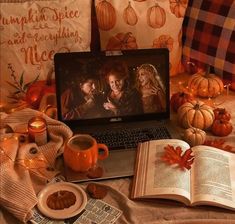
28,117 -> 47,146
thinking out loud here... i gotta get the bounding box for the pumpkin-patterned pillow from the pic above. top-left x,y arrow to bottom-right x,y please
94,0 -> 188,76
0,0 -> 92,111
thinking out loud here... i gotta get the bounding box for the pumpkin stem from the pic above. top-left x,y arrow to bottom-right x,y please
193,103 -> 200,110
205,64 -> 211,76
219,108 -> 225,114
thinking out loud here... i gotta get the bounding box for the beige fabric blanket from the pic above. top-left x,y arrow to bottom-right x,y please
0,108 -> 73,223
1,74 -> 235,224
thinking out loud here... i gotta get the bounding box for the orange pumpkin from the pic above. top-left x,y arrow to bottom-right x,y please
211,119 -> 233,137
178,100 -> 214,130
96,0 -> 116,31
170,91 -> 194,112
26,79 -> 55,109
147,3 -> 166,29
188,70 -> 224,98
169,0 -> 188,18
213,108 -> 231,121
152,35 -> 174,52
123,2 -> 138,26
106,32 -> 138,50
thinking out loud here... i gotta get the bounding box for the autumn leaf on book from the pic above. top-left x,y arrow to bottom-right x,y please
161,145 -> 194,170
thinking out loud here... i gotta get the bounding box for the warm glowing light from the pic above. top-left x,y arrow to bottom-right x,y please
30,120 -> 45,129
28,117 -> 47,146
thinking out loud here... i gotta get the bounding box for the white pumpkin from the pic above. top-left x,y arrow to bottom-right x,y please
178,100 -> 214,130
183,127 -> 206,147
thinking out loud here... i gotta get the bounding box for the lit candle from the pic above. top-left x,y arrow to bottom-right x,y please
28,117 -> 47,146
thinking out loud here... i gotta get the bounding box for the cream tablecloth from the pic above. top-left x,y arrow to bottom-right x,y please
1,74 -> 235,224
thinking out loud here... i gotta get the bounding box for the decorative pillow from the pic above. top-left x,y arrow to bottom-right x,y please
0,0 -> 92,110
182,0 -> 235,87
94,0 -> 188,77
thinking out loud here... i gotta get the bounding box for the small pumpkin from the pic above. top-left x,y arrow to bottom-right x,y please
211,119 -> 233,137
96,0 -> 116,31
188,69 -> 224,98
147,3 -> 166,29
178,100 -> 214,130
123,2 -> 138,26
183,127 -> 206,147
26,79 -> 55,109
213,108 -> 231,121
170,91 -> 194,112
106,32 -> 138,50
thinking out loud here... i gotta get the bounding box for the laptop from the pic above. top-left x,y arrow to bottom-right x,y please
54,48 -> 178,182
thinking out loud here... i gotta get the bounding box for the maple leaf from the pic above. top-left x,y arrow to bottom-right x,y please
204,139 -> 233,152
161,145 -> 194,170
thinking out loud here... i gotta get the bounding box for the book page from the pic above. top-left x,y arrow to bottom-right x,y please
191,146 -> 235,210
140,139 -> 191,204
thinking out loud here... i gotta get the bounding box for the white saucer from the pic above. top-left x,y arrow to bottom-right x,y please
37,182 -> 87,219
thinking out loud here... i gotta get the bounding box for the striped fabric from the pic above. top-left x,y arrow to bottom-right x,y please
182,0 -> 235,84
0,109 -> 73,222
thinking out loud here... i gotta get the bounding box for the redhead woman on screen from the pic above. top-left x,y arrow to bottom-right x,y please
102,61 -> 143,116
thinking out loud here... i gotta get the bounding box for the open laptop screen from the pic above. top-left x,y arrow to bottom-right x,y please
54,49 -> 169,127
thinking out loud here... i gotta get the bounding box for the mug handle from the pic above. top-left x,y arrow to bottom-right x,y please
97,143 -> 109,160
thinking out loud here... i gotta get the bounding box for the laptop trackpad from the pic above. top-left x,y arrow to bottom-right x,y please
65,149 -> 136,183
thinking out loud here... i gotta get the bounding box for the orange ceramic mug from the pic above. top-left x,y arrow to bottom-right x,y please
63,134 -> 109,172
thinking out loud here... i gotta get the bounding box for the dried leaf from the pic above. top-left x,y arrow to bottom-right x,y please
161,145 -> 194,170
19,72 -> 24,86
204,139 -> 233,152
13,90 -> 22,95
5,80 -> 20,90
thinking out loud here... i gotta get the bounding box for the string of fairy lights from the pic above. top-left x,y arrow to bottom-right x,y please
176,80 -> 230,108
0,135 -> 55,179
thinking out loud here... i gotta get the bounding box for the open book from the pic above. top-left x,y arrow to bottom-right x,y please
131,139 -> 235,211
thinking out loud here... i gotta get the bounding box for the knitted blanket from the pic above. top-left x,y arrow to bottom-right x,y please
0,108 -> 73,223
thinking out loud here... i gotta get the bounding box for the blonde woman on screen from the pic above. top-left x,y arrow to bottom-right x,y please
136,63 -> 166,113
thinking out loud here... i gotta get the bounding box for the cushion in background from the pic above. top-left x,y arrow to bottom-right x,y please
182,0 -> 235,87
0,0 -> 92,110
94,0 -> 188,77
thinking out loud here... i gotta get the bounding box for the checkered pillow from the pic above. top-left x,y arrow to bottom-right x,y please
182,0 -> 235,84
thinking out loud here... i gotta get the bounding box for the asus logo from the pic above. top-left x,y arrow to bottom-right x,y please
110,117 -> 122,122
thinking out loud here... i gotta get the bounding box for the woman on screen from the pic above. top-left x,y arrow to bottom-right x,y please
136,63 -> 166,113
61,75 -> 105,119
102,61 -> 143,116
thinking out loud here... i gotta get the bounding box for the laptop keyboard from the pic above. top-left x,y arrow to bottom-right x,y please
90,126 -> 171,150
